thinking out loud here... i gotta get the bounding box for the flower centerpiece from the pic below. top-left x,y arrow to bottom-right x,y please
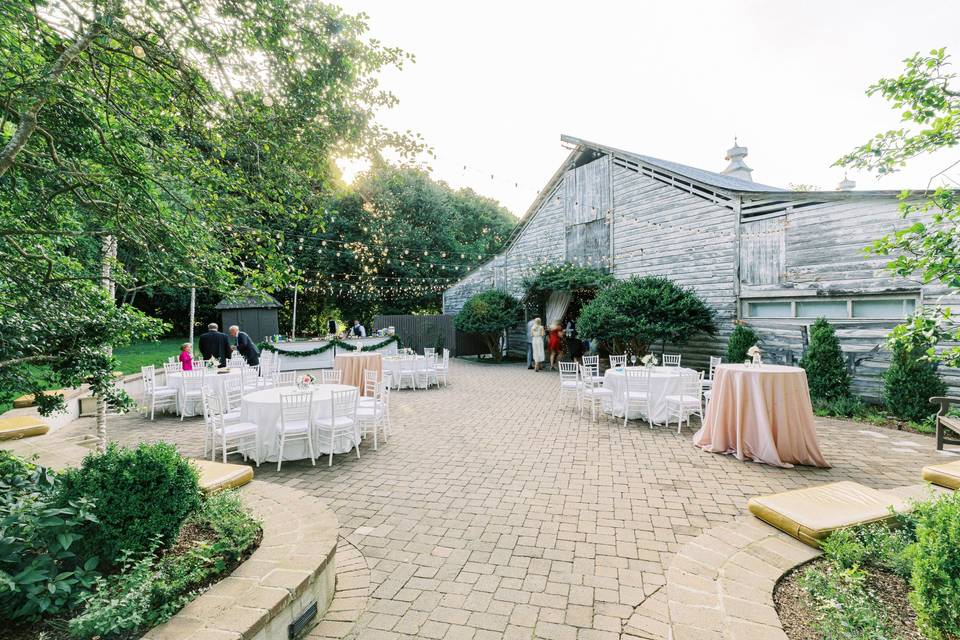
641,354 -> 658,368
206,356 -> 219,369
297,373 -> 315,389
747,345 -> 762,366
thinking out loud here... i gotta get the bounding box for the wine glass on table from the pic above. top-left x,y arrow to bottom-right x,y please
630,352 -> 637,367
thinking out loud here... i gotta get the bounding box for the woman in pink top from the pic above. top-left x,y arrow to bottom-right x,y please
178,343 -> 193,371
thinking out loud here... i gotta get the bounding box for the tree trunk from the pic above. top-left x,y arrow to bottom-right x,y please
485,334 -> 501,362
188,286 -> 196,345
0,20 -> 103,177
95,235 -> 116,452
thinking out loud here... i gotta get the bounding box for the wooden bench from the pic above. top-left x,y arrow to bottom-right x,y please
930,397 -> 960,450
191,459 -> 254,494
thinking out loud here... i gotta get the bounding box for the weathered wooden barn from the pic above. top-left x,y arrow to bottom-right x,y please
442,134 -> 958,400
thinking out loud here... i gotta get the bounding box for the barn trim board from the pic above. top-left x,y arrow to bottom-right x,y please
442,134 -> 953,401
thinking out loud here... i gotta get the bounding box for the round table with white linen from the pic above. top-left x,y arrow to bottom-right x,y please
602,366 -> 697,423
241,384 -> 359,463
166,369 -> 241,417
382,355 -> 427,389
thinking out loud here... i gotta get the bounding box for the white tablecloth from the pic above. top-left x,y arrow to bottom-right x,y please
383,356 -> 427,389
602,366 -> 696,422
166,369 -> 242,417
240,384 -> 359,462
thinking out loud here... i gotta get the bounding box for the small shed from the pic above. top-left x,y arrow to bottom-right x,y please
214,294 -> 281,343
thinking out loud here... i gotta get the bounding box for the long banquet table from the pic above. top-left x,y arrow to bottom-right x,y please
692,364 -> 830,468
268,337 -> 399,371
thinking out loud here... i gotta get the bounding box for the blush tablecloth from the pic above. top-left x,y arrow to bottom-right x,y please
241,384 -> 359,462
333,352 -> 382,395
692,364 -> 829,468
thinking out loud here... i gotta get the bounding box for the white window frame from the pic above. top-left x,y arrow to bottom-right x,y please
742,295 -> 917,321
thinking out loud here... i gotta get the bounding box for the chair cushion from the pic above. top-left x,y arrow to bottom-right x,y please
220,421 -> 258,436
748,481 -> 912,547
191,459 -> 253,494
316,415 -> 355,428
560,381 -> 581,389
0,416 -> 50,440
13,390 -> 65,409
922,460 -> 960,489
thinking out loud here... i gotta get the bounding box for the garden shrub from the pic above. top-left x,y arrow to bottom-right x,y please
800,318 -> 851,404
576,276 -> 715,355
453,289 -> 522,362
68,490 -> 261,636
800,565 -> 895,640
884,340 -> 946,423
910,492 -> 960,639
726,323 -> 758,363
57,442 -> 201,564
0,452 -> 100,621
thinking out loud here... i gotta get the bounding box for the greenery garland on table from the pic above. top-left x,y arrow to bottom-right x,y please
257,334 -> 402,356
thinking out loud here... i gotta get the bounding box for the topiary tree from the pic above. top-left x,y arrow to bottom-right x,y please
576,276 -> 715,356
884,341 -> 946,422
454,289 -> 522,362
727,323 -> 760,363
800,318 -> 851,404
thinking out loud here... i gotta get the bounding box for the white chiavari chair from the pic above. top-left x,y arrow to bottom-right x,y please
142,365 -> 178,420
581,354 -> 604,385
623,367 -> 653,429
420,354 -> 438,388
434,349 -> 450,387
702,356 -> 722,390
559,361 -> 581,408
314,388 -> 360,466
663,353 -> 682,367
202,389 -> 258,464
277,389 -> 316,471
396,357 -> 418,390
274,371 -> 297,387
356,381 -> 390,450
665,371 -> 705,434
579,364 -> 613,423
321,369 -> 342,384
178,369 -> 205,421
423,347 -> 436,358
609,354 -> 627,368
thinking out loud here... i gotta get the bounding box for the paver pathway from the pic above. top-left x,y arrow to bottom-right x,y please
37,359 -> 952,639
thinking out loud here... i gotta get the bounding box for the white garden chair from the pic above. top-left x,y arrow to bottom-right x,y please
581,355 -> 604,384
579,364 -> 613,423
321,369 -> 342,384
356,381 -> 390,450
163,361 -> 183,381
395,358 -> 418,390
420,354 -> 438,388
314,388 -> 360,467
360,369 -> 379,399
178,369 -> 205,421
277,390 -> 316,471
663,353 -> 682,367
274,370 -> 297,387
142,365 -> 178,420
434,349 -> 450,387
222,375 -> 244,421
558,361 -> 580,408
423,347 -> 436,358
240,364 -> 261,392
202,389 -> 258,464
702,356 -> 722,390
665,371 -> 705,434
609,354 -> 627,368
623,367 -> 653,429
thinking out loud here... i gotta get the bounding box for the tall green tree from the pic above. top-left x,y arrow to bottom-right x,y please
454,290 -> 522,362
799,318 -> 851,405
0,0 -> 422,445
837,48 -> 960,366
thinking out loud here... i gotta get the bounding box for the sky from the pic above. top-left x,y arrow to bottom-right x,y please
335,0 -> 960,217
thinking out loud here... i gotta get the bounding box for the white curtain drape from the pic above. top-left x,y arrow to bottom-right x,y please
545,291 -> 571,329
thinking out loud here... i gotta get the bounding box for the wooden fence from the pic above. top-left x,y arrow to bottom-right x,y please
372,314 -> 485,357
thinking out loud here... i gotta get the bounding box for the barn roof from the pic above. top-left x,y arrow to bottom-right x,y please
560,135 -> 785,193
214,293 -> 281,310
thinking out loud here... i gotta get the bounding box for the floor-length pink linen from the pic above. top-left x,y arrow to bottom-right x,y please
693,364 -> 829,468
333,353 -> 382,395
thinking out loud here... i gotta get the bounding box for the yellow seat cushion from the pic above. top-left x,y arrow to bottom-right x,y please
12,390 -> 65,409
922,460 -> 960,490
0,416 -> 50,440
191,459 -> 254,494
748,481 -> 911,547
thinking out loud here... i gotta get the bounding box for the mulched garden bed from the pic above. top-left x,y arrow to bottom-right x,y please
2,520 -> 262,640
775,557 -> 923,640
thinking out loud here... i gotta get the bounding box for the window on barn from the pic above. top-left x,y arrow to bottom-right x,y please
744,296 -> 917,320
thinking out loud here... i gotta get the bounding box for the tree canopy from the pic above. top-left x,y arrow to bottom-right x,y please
0,0 -> 423,417
837,48 -> 960,366
576,276 -> 715,356
522,263 -> 614,301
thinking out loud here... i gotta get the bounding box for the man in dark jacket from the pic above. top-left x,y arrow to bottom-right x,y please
198,323 -> 231,367
229,325 -> 260,366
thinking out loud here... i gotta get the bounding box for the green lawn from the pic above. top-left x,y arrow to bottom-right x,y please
0,339 -> 193,416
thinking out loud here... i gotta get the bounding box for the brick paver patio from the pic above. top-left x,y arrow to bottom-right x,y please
44,358 -> 953,639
